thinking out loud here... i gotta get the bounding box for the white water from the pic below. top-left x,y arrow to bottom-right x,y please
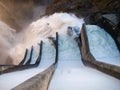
8,13 -> 84,65
86,25 -> 120,66
48,33 -> 120,90
0,13 -> 120,90
0,42 -> 55,90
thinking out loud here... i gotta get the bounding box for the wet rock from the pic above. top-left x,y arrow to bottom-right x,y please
90,0 -> 120,11
102,14 -> 119,25
67,26 -> 80,38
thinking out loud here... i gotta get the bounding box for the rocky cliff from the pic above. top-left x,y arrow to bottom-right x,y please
46,0 -> 120,17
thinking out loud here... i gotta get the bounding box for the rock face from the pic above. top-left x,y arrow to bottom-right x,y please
46,0 -> 93,17
46,0 -> 120,17
90,0 -> 120,11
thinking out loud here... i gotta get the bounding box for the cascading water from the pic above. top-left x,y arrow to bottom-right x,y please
0,13 -> 120,90
86,25 -> 120,66
48,33 -> 120,90
0,13 -> 84,90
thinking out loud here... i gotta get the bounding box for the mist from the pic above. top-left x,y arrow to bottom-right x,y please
0,12 -> 83,65
0,0 -> 51,65
0,21 -> 16,64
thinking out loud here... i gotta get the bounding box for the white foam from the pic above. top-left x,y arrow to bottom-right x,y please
86,25 -> 120,66
1,13 -> 120,90
49,34 -> 120,90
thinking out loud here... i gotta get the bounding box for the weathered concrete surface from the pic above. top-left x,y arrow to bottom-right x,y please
12,65 -> 55,90
79,24 -> 120,79
0,65 -> 15,74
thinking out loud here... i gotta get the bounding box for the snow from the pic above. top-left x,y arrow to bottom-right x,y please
48,34 -> 120,90
86,25 -> 120,66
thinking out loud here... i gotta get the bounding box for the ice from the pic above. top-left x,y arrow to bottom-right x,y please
86,25 -> 120,66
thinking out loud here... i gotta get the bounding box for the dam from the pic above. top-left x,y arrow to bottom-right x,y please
0,0 -> 120,90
